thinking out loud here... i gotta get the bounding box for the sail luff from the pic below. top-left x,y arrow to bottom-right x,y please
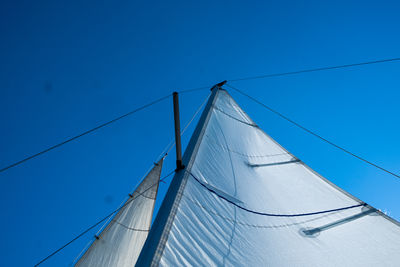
135,85 -> 222,266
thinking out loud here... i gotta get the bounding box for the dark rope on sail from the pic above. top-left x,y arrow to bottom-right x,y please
188,171 -> 367,217
183,195 -> 335,229
34,170 -> 175,266
226,84 -> 400,180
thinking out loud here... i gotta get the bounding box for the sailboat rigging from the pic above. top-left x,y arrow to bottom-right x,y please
70,82 -> 400,267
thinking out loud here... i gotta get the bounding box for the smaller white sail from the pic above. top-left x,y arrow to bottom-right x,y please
75,158 -> 163,267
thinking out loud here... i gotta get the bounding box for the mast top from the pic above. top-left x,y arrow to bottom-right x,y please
211,80 -> 227,90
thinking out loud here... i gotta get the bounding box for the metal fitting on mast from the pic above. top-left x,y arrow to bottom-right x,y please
211,80 -> 227,91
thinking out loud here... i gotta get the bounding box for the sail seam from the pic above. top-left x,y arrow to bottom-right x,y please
131,192 -> 156,200
213,106 -> 258,127
112,220 -> 150,232
205,134 -> 290,158
213,108 -> 239,265
188,171 -> 367,217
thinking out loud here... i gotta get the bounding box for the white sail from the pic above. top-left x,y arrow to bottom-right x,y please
139,88 -> 400,266
76,158 -> 163,267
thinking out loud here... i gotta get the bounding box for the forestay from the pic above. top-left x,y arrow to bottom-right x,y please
143,89 -> 400,266
75,158 -> 163,267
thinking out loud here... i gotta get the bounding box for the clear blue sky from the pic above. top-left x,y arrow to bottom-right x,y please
1,0 -> 399,266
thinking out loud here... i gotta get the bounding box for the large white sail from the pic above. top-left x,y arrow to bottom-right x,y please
138,88 -> 400,266
76,158 -> 163,267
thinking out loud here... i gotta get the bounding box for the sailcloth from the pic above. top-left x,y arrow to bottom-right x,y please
76,158 -> 163,267
137,88 -> 400,266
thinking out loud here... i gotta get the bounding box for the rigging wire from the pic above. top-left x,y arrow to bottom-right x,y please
226,84 -> 400,179
0,87 -> 211,175
34,170 -> 175,266
37,92 -> 210,266
72,93 -> 211,263
179,86 -> 210,94
10,56 -> 400,263
26,56 -> 400,265
0,94 -> 170,174
228,57 -> 400,82
4,56 -> 400,174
